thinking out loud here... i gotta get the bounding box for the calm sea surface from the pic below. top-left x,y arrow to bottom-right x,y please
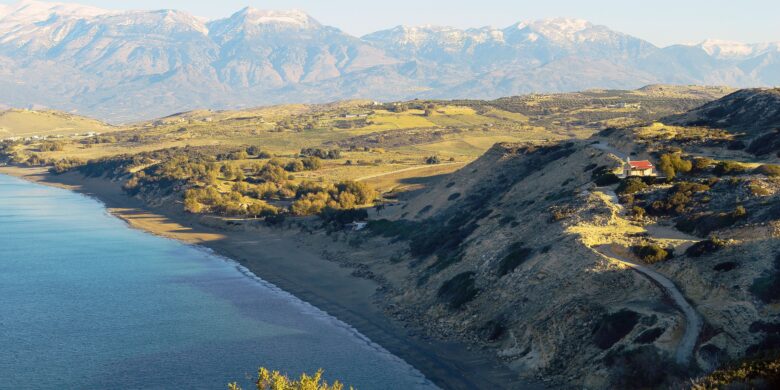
0,174 -> 436,389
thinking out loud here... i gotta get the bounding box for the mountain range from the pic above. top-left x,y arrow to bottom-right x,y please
0,0 -> 778,122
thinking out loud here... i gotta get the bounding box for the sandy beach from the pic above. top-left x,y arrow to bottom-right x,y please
0,166 -> 536,390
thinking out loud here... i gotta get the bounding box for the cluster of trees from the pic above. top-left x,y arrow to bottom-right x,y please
657,153 -> 692,179
290,180 -> 378,216
184,186 -> 279,218
300,148 -> 341,160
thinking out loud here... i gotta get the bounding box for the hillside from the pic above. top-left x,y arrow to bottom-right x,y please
4,87 -> 778,388
0,0 -> 775,121
666,88 -> 780,158
1,86 -> 722,189
345,104 -> 780,387
0,109 -> 114,138
668,88 -> 780,134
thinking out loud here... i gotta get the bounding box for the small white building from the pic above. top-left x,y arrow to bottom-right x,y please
626,158 -> 656,177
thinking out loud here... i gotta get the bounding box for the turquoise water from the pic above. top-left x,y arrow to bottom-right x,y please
0,174 -> 436,389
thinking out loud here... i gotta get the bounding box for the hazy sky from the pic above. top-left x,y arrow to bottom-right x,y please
2,0 -> 778,47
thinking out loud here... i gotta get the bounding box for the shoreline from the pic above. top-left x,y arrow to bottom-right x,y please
0,166 -> 537,390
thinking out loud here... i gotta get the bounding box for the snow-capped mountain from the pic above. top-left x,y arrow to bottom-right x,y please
0,0 -> 777,122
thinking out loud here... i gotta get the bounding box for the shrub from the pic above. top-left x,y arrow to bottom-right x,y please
39,141 -> 64,152
676,207 -> 748,236
692,157 -> 715,172
631,206 -> 646,219
594,173 -> 621,186
713,262 -> 738,272
632,244 -> 671,264
751,273 -> 780,304
714,161 -> 749,176
497,244 -> 534,276
606,346 -> 679,388
425,155 -> 441,164
301,156 -> 322,170
617,178 -> 648,195
686,238 -> 726,257
593,309 -> 640,349
319,207 -> 368,227
284,160 -> 305,172
437,272 -> 479,309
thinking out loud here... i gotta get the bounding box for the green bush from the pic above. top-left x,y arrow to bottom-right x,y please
632,244 -> 671,264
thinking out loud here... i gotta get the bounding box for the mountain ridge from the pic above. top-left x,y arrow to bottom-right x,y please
0,0 -> 778,122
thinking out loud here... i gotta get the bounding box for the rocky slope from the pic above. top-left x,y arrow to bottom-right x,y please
666,88 -> 780,157
0,1 -> 779,121
323,98 -> 780,387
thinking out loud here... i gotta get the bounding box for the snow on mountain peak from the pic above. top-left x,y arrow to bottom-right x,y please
236,7 -> 316,28
524,18 -> 594,41
0,0 -> 111,23
697,39 -> 780,59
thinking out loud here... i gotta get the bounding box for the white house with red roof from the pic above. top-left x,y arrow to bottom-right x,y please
626,158 -> 656,177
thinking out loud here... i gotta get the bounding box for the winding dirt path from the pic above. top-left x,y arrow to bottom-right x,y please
594,245 -> 702,364
590,184 -> 702,364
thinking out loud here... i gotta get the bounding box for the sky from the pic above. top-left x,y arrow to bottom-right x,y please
1,0 -> 778,47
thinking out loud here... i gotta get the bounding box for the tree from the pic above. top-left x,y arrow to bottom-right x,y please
658,153 -> 692,179
425,155 -> 441,165
301,156 -> 322,171
184,192 -> 204,214
285,160 -> 305,172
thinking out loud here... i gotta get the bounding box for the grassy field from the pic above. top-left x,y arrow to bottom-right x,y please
2,87 -> 730,200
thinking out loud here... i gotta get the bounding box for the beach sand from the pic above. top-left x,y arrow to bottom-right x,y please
0,166 -> 537,390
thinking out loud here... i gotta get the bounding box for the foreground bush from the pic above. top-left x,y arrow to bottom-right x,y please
692,354 -> 780,389
229,367 -> 351,390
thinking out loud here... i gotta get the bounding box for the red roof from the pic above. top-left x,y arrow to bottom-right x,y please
629,160 -> 654,169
